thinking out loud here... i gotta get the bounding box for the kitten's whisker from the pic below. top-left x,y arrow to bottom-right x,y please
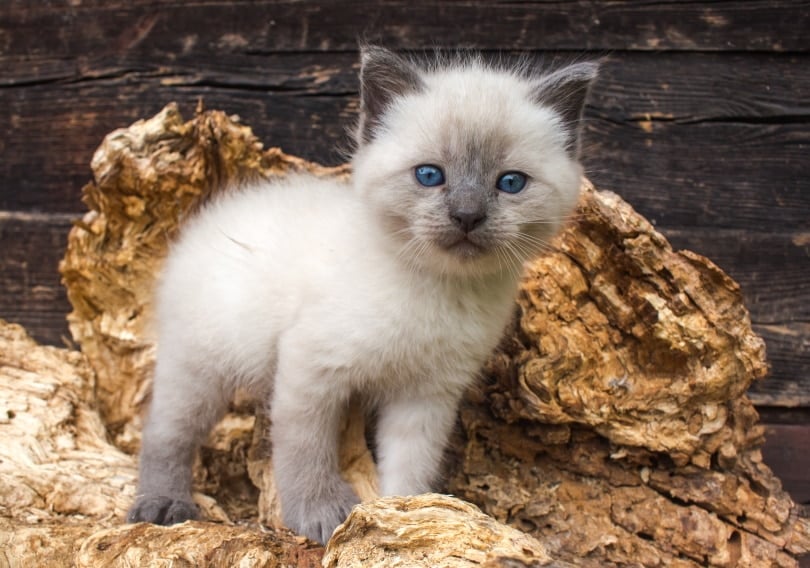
419,240 -> 432,267
508,239 -> 537,266
525,212 -> 584,221
395,238 -> 419,263
510,238 -> 535,258
509,244 -> 529,278
396,235 -> 433,278
508,233 -> 560,258
391,227 -> 412,237
410,239 -> 432,276
513,232 -> 555,250
524,212 -> 583,220
520,217 -> 582,226
493,244 -> 511,278
498,241 -> 526,280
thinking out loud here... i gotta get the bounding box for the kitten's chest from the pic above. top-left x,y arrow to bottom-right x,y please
343,277 -> 515,390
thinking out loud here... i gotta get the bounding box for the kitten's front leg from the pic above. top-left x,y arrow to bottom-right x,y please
376,391 -> 461,496
271,378 -> 359,544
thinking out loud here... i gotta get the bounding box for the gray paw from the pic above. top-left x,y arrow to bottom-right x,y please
127,495 -> 199,525
282,480 -> 360,545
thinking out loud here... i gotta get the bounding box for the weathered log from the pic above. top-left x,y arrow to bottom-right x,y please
323,494 -> 569,567
0,103 -> 804,566
75,521 -> 324,568
0,321 -> 135,523
0,321 -> 130,568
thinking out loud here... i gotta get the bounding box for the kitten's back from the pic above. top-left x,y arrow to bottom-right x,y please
153,175 -> 368,387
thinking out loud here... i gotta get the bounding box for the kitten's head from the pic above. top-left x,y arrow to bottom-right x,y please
352,46 -> 598,278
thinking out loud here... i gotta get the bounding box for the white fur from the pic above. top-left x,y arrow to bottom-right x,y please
130,52 -> 589,545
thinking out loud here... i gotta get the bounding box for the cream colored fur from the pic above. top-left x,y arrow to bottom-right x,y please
128,46 -> 596,544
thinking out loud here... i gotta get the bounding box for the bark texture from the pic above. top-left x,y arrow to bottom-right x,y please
323,494 -> 569,567
0,104 -> 805,566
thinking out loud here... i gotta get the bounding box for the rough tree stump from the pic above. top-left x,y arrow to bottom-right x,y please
0,103 -> 806,566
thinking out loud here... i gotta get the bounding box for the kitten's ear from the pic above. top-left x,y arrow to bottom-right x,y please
533,61 -> 599,157
357,45 -> 424,145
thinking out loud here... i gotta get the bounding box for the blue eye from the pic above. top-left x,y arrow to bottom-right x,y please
414,165 -> 445,187
496,172 -> 528,194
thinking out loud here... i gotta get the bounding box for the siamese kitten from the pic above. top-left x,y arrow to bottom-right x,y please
128,46 -> 597,544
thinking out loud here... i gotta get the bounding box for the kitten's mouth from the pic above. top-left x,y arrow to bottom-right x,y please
440,236 -> 487,259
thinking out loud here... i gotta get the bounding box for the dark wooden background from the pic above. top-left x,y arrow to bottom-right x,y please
2,2 -> 808,503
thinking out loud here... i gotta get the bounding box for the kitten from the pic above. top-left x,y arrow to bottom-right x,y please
127,45 -> 597,544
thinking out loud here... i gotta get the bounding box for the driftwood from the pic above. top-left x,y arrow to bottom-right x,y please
0,103 -> 807,566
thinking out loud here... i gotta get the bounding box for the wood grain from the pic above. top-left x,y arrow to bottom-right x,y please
761,424 -> 810,504
2,1 -> 808,59
584,120 -> 809,231
0,213 -> 73,346
1,86 -> 352,210
749,325 -> 810,407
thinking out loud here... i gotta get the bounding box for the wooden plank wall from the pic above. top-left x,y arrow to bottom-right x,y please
1,2 -> 808,501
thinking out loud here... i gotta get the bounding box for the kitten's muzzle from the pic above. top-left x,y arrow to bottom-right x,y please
436,228 -> 490,259
446,184 -> 488,235
443,237 -> 486,259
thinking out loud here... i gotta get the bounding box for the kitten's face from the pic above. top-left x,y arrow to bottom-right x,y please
353,52 -> 594,278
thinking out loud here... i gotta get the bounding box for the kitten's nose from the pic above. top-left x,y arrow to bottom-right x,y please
450,210 -> 487,233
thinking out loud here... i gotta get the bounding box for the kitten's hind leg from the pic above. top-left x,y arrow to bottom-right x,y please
128,360 -> 229,525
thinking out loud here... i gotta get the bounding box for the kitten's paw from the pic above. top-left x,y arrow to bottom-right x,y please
283,481 -> 360,545
127,495 -> 199,525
